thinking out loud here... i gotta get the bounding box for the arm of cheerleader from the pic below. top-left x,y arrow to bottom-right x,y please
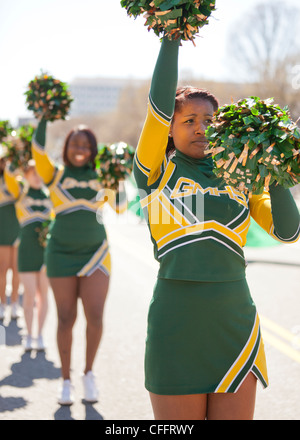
31,118 -> 56,185
107,181 -> 128,214
3,164 -> 21,199
133,37 -> 180,189
249,185 -> 300,243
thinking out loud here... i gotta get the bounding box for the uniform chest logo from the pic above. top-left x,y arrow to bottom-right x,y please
61,177 -> 101,192
170,177 -> 247,207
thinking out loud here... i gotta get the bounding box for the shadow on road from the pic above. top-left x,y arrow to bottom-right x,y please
54,402 -> 104,420
0,351 -> 61,389
0,396 -> 27,413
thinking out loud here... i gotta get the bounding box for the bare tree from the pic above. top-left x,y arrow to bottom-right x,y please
227,1 -> 300,83
226,1 -> 300,120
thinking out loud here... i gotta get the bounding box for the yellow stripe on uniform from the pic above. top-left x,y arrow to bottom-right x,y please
156,220 -> 243,251
32,140 -> 56,185
77,240 -> 109,277
215,313 -> 260,393
140,161 -> 176,209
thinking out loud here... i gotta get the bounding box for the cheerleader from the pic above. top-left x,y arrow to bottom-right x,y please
0,155 -> 20,321
32,120 -> 127,405
133,37 -> 300,420
4,160 -> 51,351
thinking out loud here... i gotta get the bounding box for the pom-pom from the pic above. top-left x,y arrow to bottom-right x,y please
120,0 -> 216,44
95,142 -> 135,190
0,120 -> 13,144
4,124 -> 35,170
25,72 -> 73,122
35,220 -> 51,248
205,96 -> 300,194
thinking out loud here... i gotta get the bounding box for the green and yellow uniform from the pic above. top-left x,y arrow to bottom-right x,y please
134,38 -> 300,394
0,175 -> 20,246
32,120 -> 127,278
4,168 -> 52,272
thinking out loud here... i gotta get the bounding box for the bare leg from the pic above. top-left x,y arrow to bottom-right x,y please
50,276 -> 78,380
20,272 -> 37,336
0,246 -> 10,304
149,393 -> 207,420
36,268 -> 49,336
207,373 -> 257,420
78,269 -> 109,374
149,373 -> 257,420
10,245 -> 19,304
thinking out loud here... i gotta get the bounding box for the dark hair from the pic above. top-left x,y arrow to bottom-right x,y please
63,125 -> 98,169
166,86 -> 219,157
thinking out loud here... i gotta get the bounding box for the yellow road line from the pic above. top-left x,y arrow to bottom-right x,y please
261,328 -> 300,364
260,315 -> 300,364
260,315 -> 295,344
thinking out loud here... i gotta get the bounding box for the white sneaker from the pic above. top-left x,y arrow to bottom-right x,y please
58,379 -> 74,406
24,335 -> 33,352
36,335 -> 46,351
0,304 -> 6,320
82,371 -> 98,403
10,302 -> 20,320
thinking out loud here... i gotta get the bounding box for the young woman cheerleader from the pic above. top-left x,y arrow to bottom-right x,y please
4,160 -> 51,351
32,120 -> 127,405
0,156 -> 20,321
133,37 -> 300,420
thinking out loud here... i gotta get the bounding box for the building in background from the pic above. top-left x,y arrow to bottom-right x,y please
69,77 -> 145,117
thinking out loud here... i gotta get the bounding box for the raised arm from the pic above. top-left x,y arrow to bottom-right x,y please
134,37 -> 180,188
32,118 -> 57,185
4,164 -> 21,200
249,184 -> 300,243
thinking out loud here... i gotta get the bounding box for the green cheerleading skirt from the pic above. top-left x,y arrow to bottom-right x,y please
18,222 -> 45,272
0,204 -> 20,246
46,210 -> 111,278
145,277 -> 268,395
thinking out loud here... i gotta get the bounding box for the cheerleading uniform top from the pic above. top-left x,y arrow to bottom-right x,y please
133,38 -> 300,282
0,175 -> 20,246
31,120 -> 127,277
4,167 -> 52,272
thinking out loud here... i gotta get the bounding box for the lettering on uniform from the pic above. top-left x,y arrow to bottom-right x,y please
23,197 -> 52,210
61,177 -> 101,192
170,177 -> 247,207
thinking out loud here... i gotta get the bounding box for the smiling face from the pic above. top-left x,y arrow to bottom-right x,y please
66,132 -> 92,167
170,98 -> 215,160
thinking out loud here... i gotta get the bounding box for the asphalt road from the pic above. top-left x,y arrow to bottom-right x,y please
0,212 -> 300,420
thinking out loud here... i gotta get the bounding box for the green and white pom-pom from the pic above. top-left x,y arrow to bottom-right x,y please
0,120 -> 13,144
205,96 -> 300,195
25,72 -> 73,122
95,142 -> 135,190
4,124 -> 35,170
120,0 -> 216,44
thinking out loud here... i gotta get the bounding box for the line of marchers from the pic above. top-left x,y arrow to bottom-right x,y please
105,424 -> 195,436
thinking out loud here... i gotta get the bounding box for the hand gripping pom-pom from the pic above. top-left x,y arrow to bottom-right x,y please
205,96 -> 300,195
25,72 -> 73,122
120,0 -> 216,44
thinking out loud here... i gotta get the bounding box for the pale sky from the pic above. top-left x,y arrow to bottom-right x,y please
0,0 -> 298,123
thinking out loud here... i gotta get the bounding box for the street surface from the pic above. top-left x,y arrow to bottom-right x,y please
0,211 -> 300,420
